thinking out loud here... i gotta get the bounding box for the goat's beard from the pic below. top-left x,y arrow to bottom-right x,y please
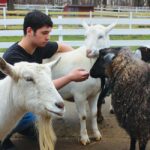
37,115 -> 56,150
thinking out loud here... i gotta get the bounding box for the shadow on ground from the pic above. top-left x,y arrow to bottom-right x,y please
12,96 -> 150,150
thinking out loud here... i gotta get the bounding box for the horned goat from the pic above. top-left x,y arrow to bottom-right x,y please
44,22 -> 116,145
0,57 -> 64,150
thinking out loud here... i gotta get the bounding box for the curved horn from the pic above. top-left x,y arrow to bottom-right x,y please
105,22 -> 117,34
47,57 -> 61,69
0,57 -> 17,80
82,21 -> 89,30
104,53 -> 115,64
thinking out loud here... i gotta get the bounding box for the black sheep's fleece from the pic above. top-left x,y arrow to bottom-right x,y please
110,49 -> 150,141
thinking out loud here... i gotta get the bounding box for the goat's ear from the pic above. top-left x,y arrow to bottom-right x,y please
104,53 -> 115,64
105,22 -> 117,34
134,49 -> 142,59
47,57 -> 61,69
82,21 -> 89,30
0,57 -> 18,80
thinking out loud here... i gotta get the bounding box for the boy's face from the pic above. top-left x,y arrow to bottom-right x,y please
27,26 -> 52,47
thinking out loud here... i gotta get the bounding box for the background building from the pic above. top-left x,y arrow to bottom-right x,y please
12,0 -> 150,7
4,0 -> 150,10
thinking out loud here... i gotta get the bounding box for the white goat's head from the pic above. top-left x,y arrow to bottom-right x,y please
0,57 -> 64,118
82,22 -> 116,57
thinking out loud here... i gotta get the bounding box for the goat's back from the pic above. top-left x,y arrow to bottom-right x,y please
44,46 -> 101,100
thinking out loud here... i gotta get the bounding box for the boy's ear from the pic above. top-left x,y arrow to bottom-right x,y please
26,27 -> 34,36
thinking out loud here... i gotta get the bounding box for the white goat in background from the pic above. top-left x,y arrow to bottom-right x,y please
0,57 -> 64,150
44,22 -> 116,145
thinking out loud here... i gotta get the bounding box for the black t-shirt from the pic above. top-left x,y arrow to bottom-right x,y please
0,41 -> 58,79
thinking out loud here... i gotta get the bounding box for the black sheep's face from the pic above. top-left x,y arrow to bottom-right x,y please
90,47 -> 122,78
138,46 -> 150,62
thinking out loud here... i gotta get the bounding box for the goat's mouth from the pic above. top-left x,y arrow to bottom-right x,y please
45,108 -> 63,117
86,49 -> 99,58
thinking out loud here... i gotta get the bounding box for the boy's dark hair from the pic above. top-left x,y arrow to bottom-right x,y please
23,10 -> 53,35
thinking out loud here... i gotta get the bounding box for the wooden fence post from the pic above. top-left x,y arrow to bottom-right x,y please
3,7 -> 6,29
129,12 -> 132,29
89,11 -> 92,25
100,7 -> 103,17
45,6 -> 48,15
118,7 -> 120,18
58,16 -> 63,42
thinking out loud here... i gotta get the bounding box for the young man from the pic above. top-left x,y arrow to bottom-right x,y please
0,10 -> 89,149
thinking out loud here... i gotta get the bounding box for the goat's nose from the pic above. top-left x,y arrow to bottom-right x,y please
55,102 -> 64,109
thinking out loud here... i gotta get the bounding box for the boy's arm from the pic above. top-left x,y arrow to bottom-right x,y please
57,42 -> 74,52
53,68 -> 89,90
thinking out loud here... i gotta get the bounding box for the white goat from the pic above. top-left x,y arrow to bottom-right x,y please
0,57 -> 64,150
44,22 -> 116,145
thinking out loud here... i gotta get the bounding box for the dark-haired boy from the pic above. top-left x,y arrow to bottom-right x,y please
0,10 -> 89,149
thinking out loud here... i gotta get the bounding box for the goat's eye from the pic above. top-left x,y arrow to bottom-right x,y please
25,77 -> 34,82
98,35 -> 103,39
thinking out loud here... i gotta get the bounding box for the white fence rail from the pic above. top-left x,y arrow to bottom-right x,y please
14,4 -> 63,12
1,18 -> 150,26
0,17 -> 150,48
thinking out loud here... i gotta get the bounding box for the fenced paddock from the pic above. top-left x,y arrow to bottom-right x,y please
0,16 -> 150,49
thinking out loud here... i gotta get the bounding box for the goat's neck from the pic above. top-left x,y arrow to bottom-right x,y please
89,58 -> 96,67
0,77 -> 25,140
80,45 -> 97,63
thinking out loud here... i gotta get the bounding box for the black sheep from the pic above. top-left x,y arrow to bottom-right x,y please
97,46 -> 150,123
90,47 -> 150,150
134,46 -> 150,62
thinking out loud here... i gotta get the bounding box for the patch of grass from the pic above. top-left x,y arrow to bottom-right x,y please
110,35 -> 150,40
0,34 -> 149,42
64,35 -> 84,41
111,46 -> 139,51
0,25 -> 23,30
0,48 -> 7,53
131,46 -> 139,51
0,35 -> 84,42
0,36 -> 22,42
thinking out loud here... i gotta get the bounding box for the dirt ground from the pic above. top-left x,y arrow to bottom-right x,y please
12,96 -> 150,150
